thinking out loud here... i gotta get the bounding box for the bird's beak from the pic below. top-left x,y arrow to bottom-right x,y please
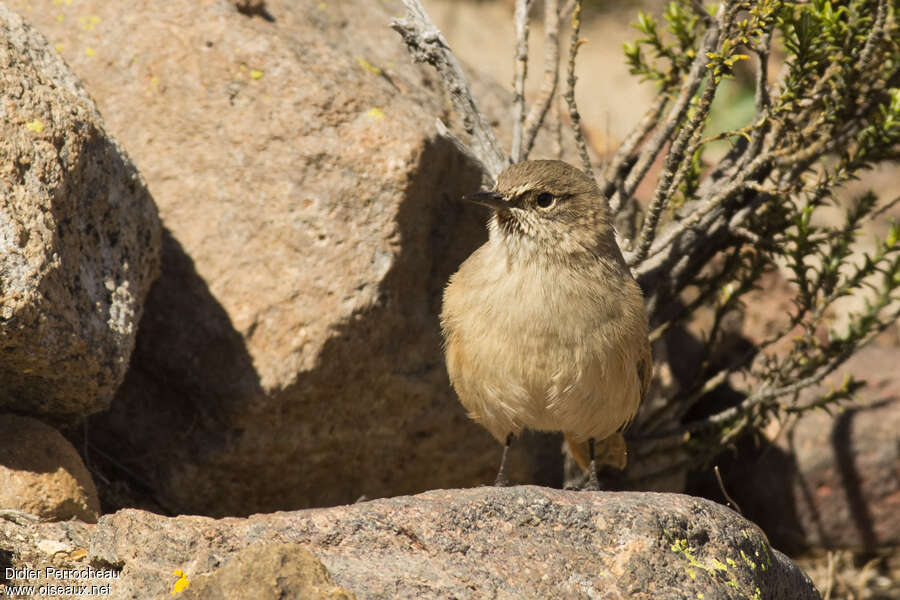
462,190 -> 508,211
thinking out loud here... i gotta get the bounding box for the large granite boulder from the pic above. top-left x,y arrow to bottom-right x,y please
0,487 -> 819,599
7,0 -> 556,515
0,4 -> 160,420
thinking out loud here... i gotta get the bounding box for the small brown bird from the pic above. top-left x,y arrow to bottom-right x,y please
440,160 -> 651,488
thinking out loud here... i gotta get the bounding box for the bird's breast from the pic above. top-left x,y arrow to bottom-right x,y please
444,242 -> 625,351
440,241 -> 646,441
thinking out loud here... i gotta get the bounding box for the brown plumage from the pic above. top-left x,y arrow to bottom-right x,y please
440,160 -> 652,487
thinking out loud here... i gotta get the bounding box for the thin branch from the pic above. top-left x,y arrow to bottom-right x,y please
511,0 -> 533,163
616,192 -> 641,245
562,0 -> 594,178
392,0 -> 509,179
631,77 -> 719,265
642,344 -> 856,441
689,0 -> 713,26
604,94 -> 670,207
717,27 -> 775,178
791,64 -> 842,130
823,552 -> 836,600
753,29 -> 773,117
714,465 -> 743,514
730,225 -> 764,245
726,191 -> 771,236
553,91 -> 564,159
435,118 -> 495,186
640,367 -> 731,434
633,141 -> 780,272
857,0 -> 888,72
521,0 -> 561,159
612,18 -> 723,212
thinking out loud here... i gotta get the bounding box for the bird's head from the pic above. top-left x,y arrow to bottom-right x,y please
464,160 -> 616,263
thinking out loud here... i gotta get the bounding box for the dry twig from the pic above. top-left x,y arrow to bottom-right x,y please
521,0 -> 561,160
511,0 -> 533,162
562,0 -> 594,178
391,0 -> 509,179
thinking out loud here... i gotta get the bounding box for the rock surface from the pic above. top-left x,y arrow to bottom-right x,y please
0,415 -> 99,523
7,0 -> 568,516
181,543 -> 354,600
0,5 -> 160,419
0,487 -> 819,599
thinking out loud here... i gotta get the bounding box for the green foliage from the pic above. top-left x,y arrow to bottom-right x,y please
616,0 -> 900,479
624,3 -> 699,89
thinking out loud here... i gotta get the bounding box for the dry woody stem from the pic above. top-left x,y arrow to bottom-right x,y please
391,0 -> 509,180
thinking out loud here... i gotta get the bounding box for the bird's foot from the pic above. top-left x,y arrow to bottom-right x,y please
581,469 -> 601,492
492,433 -> 514,487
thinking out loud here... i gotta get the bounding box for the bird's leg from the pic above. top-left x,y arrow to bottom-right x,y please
583,437 -> 601,491
494,433 -> 513,487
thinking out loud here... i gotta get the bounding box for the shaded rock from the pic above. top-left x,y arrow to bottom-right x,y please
0,415 -> 99,523
0,5 -> 160,420
0,487 -> 818,599
181,543 -> 354,600
694,344 -> 900,554
9,0 -> 566,515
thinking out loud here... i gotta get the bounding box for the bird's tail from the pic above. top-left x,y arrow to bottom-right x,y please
564,432 -> 628,471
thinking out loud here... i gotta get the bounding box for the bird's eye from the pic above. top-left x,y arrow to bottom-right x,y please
536,192 -> 555,209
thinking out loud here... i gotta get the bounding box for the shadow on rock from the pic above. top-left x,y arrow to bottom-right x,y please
86,227 -> 263,515
83,138 -> 560,516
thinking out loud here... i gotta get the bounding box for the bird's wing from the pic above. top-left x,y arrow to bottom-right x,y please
638,345 -> 653,406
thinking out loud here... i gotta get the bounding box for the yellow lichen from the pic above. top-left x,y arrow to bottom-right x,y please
356,57 -> 382,76
24,120 -> 44,133
78,14 -> 100,30
68,548 -> 88,561
367,107 -> 385,119
171,570 -> 189,594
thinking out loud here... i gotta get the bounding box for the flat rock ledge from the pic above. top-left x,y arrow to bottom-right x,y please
0,487 -> 819,599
